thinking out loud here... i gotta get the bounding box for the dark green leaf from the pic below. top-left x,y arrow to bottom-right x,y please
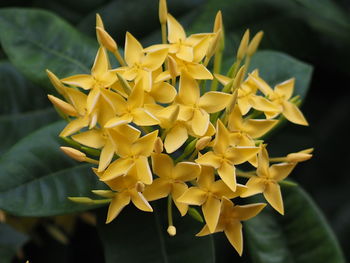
0,121 -> 106,216
0,61 -> 58,154
97,202 -> 215,263
0,8 -> 97,90
0,223 -> 28,263
244,186 -> 345,263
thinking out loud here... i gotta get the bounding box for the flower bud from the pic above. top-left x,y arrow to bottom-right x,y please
46,70 -> 66,95
48,95 -> 78,116
154,137 -> 164,153
60,147 -> 86,162
96,27 -> 118,53
167,225 -> 176,236
168,55 -> 178,79
213,11 -> 223,33
286,149 -> 313,163
196,136 -> 211,150
247,31 -> 264,57
237,29 -> 249,61
206,30 -> 222,59
159,0 -> 168,25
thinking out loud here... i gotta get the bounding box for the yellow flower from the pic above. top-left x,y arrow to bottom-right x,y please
250,75 -> 308,125
61,47 -> 117,114
72,125 -> 140,172
114,32 -> 168,92
93,171 -> 152,223
240,146 -> 296,214
215,70 -> 279,115
178,166 -> 246,233
228,106 -> 277,146
196,120 -> 259,191
104,81 -> 159,128
197,197 -> 266,255
143,153 -> 201,216
100,130 -> 158,184
166,14 -> 212,63
176,72 -> 232,136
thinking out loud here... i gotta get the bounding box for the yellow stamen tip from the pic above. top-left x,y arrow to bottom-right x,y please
167,225 -> 176,236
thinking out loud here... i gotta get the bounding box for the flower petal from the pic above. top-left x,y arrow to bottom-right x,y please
132,108 -> 159,126
187,63 -> 213,80
176,45 -> 193,62
101,158 -> 134,181
202,195 -> 221,233
269,163 -> 296,181
274,78 -> 294,100
61,74 -> 94,90
178,71 -> 200,106
142,48 -> 168,71
191,109 -> 209,136
72,129 -> 105,149
196,151 -> 222,169
177,187 -> 207,205
59,117 -> 89,137
106,193 -> 130,223
86,87 -> 101,114
282,101 -> 308,126
132,130 -> 158,157
198,91 -> 232,113
240,176 -> 265,197
130,190 -> 153,212
172,182 -> 189,216
224,221 -> 243,256
174,162 -> 201,181
150,82 -> 177,104
167,14 -> 186,43
151,153 -> 174,178
164,124 -> 188,153
263,182 -> 284,215
143,178 -> 171,201
135,156 -> 153,185
125,32 -> 143,66
217,161 -> 237,191
244,119 -> 278,138
98,140 -> 115,172
92,47 -> 109,77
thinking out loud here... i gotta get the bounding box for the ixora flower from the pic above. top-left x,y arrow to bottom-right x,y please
46,0 -> 312,256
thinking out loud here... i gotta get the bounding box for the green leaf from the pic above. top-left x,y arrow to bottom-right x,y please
97,202 -> 215,263
249,50 -> 313,100
0,61 -> 58,154
0,8 -> 97,90
244,185 -> 345,263
0,223 -> 28,263
0,121 -> 106,216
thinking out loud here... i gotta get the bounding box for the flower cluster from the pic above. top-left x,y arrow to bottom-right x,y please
47,0 -> 312,255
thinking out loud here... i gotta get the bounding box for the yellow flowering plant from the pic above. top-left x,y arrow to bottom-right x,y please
44,0 -> 313,257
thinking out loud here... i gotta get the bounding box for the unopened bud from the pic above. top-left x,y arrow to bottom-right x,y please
196,136 -> 211,150
154,137 -> 164,153
96,14 -> 104,29
237,29 -> 249,61
68,197 -> 94,204
213,11 -> 223,33
96,27 -> 118,53
136,181 -> 145,192
159,0 -> 168,25
48,95 -> 77,116
168,56 -> 178,79
206,30 -> 222,59
167,225 -> 176,236
60,147 -> 86,162
46,70 -> 66,95
0,210 -> 6,223
116,73 -> 132,95
247,31 -> 264,57
232,65 -> 245,91
286,153 -> 312,163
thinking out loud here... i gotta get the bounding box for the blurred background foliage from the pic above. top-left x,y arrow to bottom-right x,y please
0,0 -> 349,262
